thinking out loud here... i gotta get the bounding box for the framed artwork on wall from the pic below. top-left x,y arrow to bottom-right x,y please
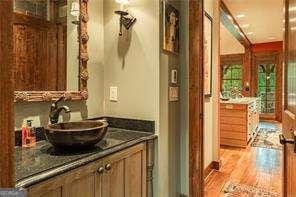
163,1 -> 179,54
204,11 -> 213,97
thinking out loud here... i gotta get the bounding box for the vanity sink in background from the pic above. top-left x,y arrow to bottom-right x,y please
45,120 -> 108,149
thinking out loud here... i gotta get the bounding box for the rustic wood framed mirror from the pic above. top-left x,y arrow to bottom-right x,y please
13,0 -> 89,102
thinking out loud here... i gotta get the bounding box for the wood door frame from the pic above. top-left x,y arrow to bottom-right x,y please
251,51 -> 283,122
0,0 -> 15,187
189,0 -> 204,196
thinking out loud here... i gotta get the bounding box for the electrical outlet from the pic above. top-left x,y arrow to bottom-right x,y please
110,86 -> 118,102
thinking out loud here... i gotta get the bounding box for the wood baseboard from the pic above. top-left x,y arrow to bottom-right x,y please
204,160 -> 221,179
212,160 -> 221,170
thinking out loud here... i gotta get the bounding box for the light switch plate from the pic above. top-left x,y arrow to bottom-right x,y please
110,86 -> 118,102
169,86 -> 179,102
171,69 -> 178,84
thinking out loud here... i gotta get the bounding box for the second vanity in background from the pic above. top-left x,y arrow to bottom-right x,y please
220,97 -> 260,147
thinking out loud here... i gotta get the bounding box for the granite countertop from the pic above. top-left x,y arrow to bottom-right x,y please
15,128 -> 156,188
220,97 -> 259,105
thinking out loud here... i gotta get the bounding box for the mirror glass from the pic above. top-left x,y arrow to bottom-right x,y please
13,0 -> 80,91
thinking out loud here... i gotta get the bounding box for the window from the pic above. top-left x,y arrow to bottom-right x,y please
221,64 -> 242,97
258,64 -> 276,114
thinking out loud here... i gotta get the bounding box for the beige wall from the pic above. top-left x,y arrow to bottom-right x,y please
220,23 -> 245,55
204,0 -> 220,170
159,1 -> 181,196
67,0 -> 80,91
102,0 -> 159,122
180,0 -> 189,195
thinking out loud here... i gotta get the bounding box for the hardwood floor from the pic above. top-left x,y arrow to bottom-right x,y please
205,122 -> 283,196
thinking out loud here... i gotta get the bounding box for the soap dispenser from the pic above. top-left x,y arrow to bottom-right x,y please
22,120 -> 36,147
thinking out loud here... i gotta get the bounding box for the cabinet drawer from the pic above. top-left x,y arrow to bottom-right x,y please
220,104 -> 246,110
221,131 -> 247,140
220,109 -> 247,118
221,124 -> 246,133
221,138 -> 247,147
221,116 -> 246,125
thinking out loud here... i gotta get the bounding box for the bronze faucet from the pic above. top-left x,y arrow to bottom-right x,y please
49,96 -> 71,124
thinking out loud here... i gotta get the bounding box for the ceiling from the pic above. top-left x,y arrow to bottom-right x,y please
223,0 -> 283,44
220,23 -> 245,55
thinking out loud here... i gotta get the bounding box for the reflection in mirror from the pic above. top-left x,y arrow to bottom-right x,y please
13,0 -> 80,91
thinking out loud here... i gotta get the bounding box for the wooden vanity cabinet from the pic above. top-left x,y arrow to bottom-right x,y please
220,100 -> 259,147
27,143 -> 148,197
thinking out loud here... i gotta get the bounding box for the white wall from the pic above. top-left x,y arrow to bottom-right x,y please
220,23 -> 245,55
203,0 -> 220,170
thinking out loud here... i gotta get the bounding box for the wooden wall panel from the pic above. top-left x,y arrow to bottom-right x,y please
0,0 -> 14,187
252,41 -> 283,53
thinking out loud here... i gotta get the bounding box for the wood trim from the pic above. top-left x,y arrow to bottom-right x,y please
220,0 -> 251,48
212,160 -> 221,170
204,161 -> 221,179
215,0 -> 222,176
189,0 -> 204,196
251,51 -> 283,122
204,162 -> 214,179
14,0 -> 89,103
251,41 -> 283,53
242,47 -> 252,96
220,54 -> 244,65
0,0 -> 14,187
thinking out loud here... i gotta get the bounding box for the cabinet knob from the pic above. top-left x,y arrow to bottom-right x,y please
105,163 -> 112,171
97,167 -> 104,174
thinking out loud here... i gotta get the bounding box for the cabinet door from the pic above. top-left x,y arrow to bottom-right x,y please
95,143 -> 147,197
67,173 -> 95,197
97,159 -> 125,197
31,187 -> 62,197
125,151 -> 146,197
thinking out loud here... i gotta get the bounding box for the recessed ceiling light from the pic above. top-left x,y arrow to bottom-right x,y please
241,24 -> 250,28
268,37 -> 276,40
289,6 -> 296,11
247,32 -> 254,35
236,14 -> 245,18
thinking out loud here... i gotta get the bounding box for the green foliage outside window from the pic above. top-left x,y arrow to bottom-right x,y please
258,64 -> 276,114
222,65 -> 242,97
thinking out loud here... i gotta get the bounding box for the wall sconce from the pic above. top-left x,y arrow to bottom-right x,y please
70,1 -> 80,25
114,0 -> 137,36
245,82 -> 250,91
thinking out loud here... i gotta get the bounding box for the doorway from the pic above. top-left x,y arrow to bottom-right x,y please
188,0 -> 291,196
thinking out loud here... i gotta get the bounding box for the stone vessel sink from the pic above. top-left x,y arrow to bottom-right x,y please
45,120 -> 108,149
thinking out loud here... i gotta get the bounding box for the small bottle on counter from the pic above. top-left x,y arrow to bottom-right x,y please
21,120 -> 36,147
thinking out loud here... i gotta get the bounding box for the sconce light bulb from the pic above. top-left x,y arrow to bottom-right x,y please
70,2 -> 80,17
115,0 -> 130,5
